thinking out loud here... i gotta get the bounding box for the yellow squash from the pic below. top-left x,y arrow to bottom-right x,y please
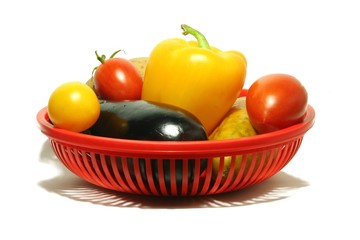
141,24 -> 247,134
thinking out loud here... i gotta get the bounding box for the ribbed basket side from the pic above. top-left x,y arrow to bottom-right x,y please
49,135 -> 304,196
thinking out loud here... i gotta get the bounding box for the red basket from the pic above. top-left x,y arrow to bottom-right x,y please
37,93 -> 315,196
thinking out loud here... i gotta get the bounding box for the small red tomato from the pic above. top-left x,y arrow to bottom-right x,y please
93,50 -> 143,101
246,73 -> 308,134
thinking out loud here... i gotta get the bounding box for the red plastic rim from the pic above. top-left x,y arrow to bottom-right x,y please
37,105 -> 315,157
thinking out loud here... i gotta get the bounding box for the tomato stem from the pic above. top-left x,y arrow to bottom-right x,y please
181,24 -> 210,49
110,49 -> 125,58
95,49 -> 125,64
95,51 -> 106,64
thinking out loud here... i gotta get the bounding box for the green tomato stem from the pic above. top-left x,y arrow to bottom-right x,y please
95,51 -> 106,64
109,49 -> 124,58
95,49 -> 124,64
181,24 -> 210,49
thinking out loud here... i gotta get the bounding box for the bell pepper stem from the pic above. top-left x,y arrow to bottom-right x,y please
181,24 -> 210,49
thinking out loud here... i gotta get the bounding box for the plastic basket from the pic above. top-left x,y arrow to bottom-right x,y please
36,92 -> 315,196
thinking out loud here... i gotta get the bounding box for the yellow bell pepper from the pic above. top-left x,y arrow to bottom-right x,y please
141,24 -> 247,134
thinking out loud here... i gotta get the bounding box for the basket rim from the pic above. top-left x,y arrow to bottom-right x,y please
36,102 -> 315,156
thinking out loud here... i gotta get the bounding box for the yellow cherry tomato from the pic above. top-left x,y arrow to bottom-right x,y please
48,81 -> 100,132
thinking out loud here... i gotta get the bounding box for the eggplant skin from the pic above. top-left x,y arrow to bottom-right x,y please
89,100 -> 208,141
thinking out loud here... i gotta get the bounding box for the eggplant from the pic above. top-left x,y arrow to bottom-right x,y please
90,100 -> 208,141
89,100 -> 208,189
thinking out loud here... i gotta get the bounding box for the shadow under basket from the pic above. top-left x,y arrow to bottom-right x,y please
37,99 -> 315,197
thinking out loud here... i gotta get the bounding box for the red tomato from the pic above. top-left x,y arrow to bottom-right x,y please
93,50 -> 143,101
246,73 -> 308,133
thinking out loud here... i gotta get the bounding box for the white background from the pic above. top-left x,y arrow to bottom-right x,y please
1,0 -> 359,239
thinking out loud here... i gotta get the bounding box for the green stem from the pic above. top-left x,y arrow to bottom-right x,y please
95,51 -> 106,64
95,49 -> 123,64
181,24 -> 210,49
110,49 -> 124,58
